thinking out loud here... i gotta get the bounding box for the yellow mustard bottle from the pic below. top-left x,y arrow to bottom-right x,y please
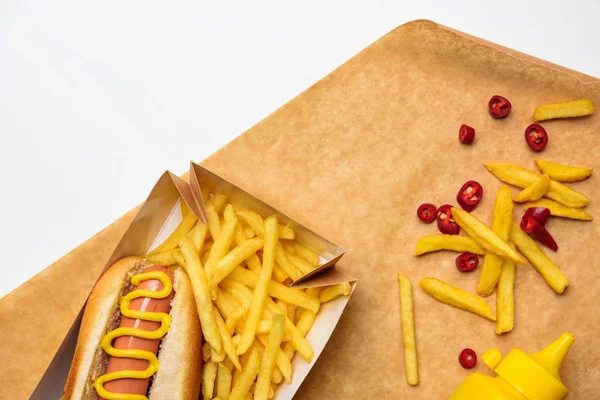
450,332 -> 575,400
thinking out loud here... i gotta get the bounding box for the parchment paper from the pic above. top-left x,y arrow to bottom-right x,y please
1,20 -> 598,399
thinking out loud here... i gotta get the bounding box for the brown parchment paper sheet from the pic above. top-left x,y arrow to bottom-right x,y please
1,20 -> 599,399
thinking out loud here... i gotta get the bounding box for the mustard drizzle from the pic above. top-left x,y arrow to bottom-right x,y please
94,271 -> 173,400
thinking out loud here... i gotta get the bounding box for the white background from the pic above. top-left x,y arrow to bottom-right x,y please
1,0 -> 599,298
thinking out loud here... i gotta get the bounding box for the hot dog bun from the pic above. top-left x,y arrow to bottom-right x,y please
62,257 -> 202,400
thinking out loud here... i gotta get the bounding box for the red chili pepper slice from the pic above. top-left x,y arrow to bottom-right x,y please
459,348 -> 477,369
459,124 -> 475,144
520,215 -> 558,251
455,253 -> 479,272
524,207 -> 551,226
456,181 -> 484,212
488,95 -> 512,119
436,204 -> 460,235
525,124 -> 548,152
417,203 -> 437,223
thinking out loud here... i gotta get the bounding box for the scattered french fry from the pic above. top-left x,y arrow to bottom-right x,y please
525,198 -> 593,221
478,186 -> 513,297
217,363 -> 232,400
397,273 -> 418,386
509,222 -> 569,294
229,348 -> 261,400
180,236 -> 222,352
320,282 -> 352,303
496,250 -> 516,335
513,174 -> 550,203
202,360 -> 218,400
256,314 -> 286,399
535,159 -> 593,183
237,217 -> 279,355
451,208 -> 525,264
419,278 -> 495,321
533,99 -> 595,122
147,208 -> 198,255
414,235 -> 485,256
484,162 -> 590,208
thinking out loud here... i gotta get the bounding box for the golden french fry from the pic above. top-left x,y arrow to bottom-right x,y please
496,252 -> 516,335
484,162 -> 589,208
225,204 -> 265,277
533,99 -> 595,122
202,360 -> 218,400
535,159 -> 593,183
215,309 -> 242,370
188,221 -> 209,251
203,241 -> 214,253
206,201 -> 222,240
205,219 -> 239,279
255,333 -> 291,383
281,241 -> 296,254
278,225 -> 295,240
286,252 -> 315,275
320,282 -> 352,303
145,248 -> 179,266
226,308 -> 247,335
305,287 -> 322,299
478,186 -> 514,296
257,320 -> 291,341
398,273 -> 418,386
228,267 -> 320,313
209,238 -> 264,289
513,174 -> 550,203
147,207 -> 198,255
509,222 -> 569,294
287,304 -> 297,324
237,217 -> 279,355
452,208 -> 525,264
419,277 -> 495,321
236,209 -> 265,237
214,287 -> 235,318
282,309 -> 316,360
525,198 -> 592,221
202,342 -> 212,362
179,236 -> 222,352
212,193 -> 228,213
292,242 -> 319,266
414,234 -> 485,256
211,345 -> 226,363
201,186 -> 210,202
256,314 -> 287,399
217,363 -> 232,400
172,249 -> 186,267
275,243 -> 302,281
272,265 -> 289,283
229,348 -> 261,400
244,227 -> 256,239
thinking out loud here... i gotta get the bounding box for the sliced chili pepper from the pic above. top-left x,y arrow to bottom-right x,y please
437,204 -> 460,235
459,348 -> 477,369
459,124 -> 475,144
417,203 -> 437,223
456,181 -> 484,212
524,207 -> 551,226
525,124 -> 548,152
520,215 -> 558,251
456,253 -> 479,272
488,95 -> 512,119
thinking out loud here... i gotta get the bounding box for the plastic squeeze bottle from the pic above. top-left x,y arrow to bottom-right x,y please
450,332 -> 575,400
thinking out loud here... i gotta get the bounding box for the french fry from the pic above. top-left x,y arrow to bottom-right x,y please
525,198 -> 593,221
202,360 -> 218,400
203,241 -> 214,253
320,282 -> 352,303
509,222 -> 569,294
419,278 -> 495,321
147,206 -> 198,255
281,241 -> 296,254
484,162 -> 590,208
256,314 -> 287,399
214,287 -> 235,319
212,193 -> 228,214
211,345 -> 226,363
275,243 -> 302,281
206,201 -> 222,240
533,99 -> 595,122
244,227 -> 256,239
215,309 -> 242,370
414,234 -> 485,256
256,333 -> 292,383
227,267 -> 320,313
188,221 -> 209,252
496,250 -> 516,335
272,265 -> 289,283
201,186 -> 210,202
292,242 -> 320,266
209,238 -> 264,289
286,252 -> 315,275
513,174 -> 550,203
265,297 -> 314,361
145,248 -> 179,266
305,287 -> 322,298
172,249 -> 186,267
282,310 -> 316,360
257,320 -> 292,341
179,236 -> 222,352
226,308 -> 247,335
278,225 -> 295,240
217,363 -> 232,400
236,209 -> 265,237
229,348 -> 261,400
205,219 -> 239,280
397,273 -> 418,386
287,304 -> 297,324
478,186 -> 513,297
202,342 -> 212,362
237,217 -> 279,355
535,159 -> 593,183
225,204 -> 265,278
451,208 -> 525,264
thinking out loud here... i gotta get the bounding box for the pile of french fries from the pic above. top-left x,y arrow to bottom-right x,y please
146,192 -> 352,400
401,158 -> 593,386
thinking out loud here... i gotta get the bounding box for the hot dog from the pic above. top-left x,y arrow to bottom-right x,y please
62,257 -> 202,400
